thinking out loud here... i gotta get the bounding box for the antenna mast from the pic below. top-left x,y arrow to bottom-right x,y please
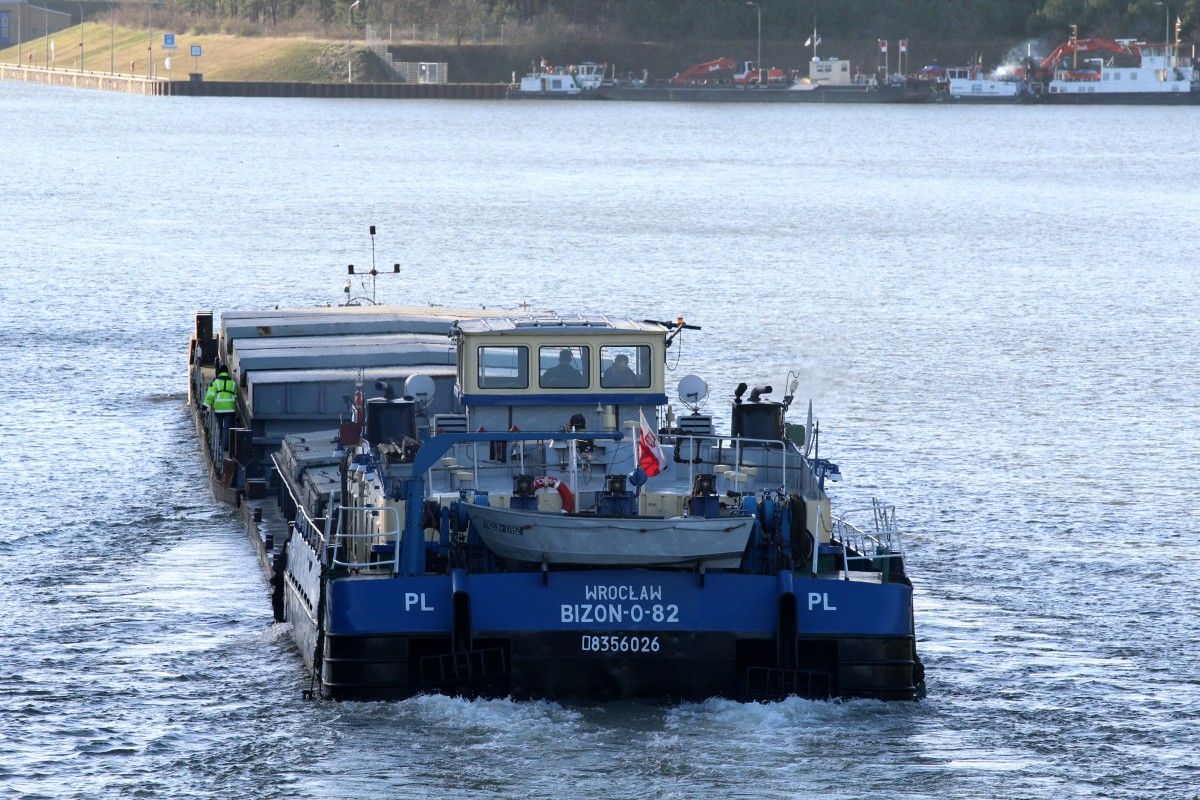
343,225 -> 401,306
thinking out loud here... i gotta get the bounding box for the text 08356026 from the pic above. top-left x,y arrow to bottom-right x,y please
581,635 -> 660,653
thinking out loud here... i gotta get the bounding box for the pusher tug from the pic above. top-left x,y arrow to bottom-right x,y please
187,249 -> 923,702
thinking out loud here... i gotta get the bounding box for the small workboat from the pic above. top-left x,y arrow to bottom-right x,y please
941,66 -> 1033,102
465,503 -> 755,568
507,61 -> 606,99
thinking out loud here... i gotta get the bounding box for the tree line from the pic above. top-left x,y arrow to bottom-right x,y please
163,0 -> 1199,44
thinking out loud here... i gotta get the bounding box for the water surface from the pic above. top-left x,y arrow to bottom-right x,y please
1,83 -> 1198,799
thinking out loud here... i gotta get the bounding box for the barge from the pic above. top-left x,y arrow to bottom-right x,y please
187,296 -> 924,703
598,57 -> 936,104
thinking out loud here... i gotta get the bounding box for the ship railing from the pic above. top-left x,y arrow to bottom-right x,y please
828,499 -> 904,578
665,432 -> 814,495
294,503 -> 327,552
328,504 -> 402,572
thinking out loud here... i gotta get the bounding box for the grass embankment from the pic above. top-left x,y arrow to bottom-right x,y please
0,24 -> 389,82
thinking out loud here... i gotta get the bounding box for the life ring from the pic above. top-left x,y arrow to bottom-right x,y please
532,476 -> 575,513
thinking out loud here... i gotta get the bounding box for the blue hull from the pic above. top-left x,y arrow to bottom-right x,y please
286,532 -> 919,702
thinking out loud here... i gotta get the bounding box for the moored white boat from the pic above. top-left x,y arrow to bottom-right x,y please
927,34 -> 1199,104
1043,38 -> 1197,102
1046,40 -> 1195,101
943,66 -> 1032,102
507,61 -> 607,99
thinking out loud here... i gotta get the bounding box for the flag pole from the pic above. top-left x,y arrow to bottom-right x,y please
628,418 -> 643,514
568,437 -> 577,499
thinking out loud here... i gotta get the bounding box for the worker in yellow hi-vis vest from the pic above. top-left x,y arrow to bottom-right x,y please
203,364 -> 237,452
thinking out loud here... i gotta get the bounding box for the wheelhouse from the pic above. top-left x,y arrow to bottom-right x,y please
453,315 -> 669,433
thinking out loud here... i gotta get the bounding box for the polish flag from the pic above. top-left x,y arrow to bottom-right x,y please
900,40 -> 908,53
879,39 -> 888,53
638,408 -> 667,477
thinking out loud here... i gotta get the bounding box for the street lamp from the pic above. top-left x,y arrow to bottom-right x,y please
77,2 -> 83,72
348,0 -> 360,84
1157,1 -> 1171,71
746,1 -> 761,85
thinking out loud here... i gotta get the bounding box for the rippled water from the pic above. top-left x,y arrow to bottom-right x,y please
2,81 -> 1199,799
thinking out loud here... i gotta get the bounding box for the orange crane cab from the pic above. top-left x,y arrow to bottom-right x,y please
733,61 -> 787,85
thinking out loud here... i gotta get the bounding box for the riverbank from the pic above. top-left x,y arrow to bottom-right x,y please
0,25 -> 1026,85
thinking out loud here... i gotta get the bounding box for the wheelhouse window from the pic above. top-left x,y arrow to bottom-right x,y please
477,345 -> 528,389
539,346 -> 589,389
600,345 -> 651,389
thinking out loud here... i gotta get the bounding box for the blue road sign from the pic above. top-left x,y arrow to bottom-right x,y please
163,33 -> 177,50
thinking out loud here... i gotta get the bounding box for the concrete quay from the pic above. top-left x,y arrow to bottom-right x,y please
2,64 -> 161,94
1,65 -> 506,99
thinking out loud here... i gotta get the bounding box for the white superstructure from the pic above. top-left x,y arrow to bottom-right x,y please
1046,40 -> 1196,97
512,62 -> 607,97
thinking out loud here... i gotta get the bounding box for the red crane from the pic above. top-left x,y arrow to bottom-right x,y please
1039,38 -> 1142,77
669,57 -> 739,85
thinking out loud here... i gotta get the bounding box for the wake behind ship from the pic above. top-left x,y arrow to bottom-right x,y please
187,290 -> 924,703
